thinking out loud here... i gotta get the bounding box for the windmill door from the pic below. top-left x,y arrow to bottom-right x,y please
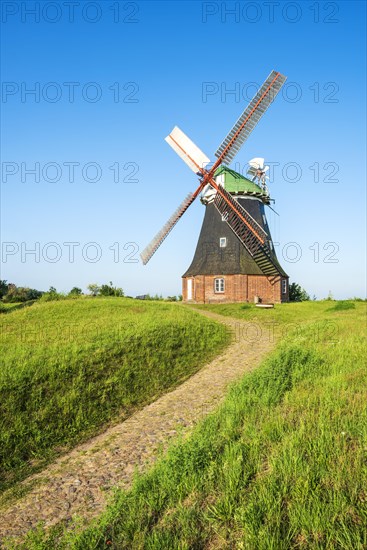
187,279 -> 193,300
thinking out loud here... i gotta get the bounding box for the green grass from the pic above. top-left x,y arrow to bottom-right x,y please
191,300 -> 363,345
0,298 -> 230,492
191,299 -> 349,324
23,301 -> 367,549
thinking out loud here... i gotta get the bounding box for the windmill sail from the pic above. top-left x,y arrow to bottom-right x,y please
165,126 -> 211,175
140,192 -> 197,265
215,71 -> 287,166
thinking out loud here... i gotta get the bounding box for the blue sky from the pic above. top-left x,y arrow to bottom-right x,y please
1,0 -> 366,299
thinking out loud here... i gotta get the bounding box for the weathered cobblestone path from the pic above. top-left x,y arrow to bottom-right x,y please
0,309 -> 275,545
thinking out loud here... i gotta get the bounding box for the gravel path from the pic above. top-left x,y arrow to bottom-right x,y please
0,309 -> 275,546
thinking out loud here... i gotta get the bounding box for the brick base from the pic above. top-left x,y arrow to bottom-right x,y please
182,274 -> 289,304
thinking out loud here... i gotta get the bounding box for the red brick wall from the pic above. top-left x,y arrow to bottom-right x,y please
182,274 -> 289,304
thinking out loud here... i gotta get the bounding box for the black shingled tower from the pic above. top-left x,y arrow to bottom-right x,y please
183,196 -> 287,279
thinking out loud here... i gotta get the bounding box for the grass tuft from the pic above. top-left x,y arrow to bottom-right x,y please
327,300 -> 356,312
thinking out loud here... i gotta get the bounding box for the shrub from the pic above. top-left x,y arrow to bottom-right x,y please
327,300 -> 356,312
39,287 -> 64,302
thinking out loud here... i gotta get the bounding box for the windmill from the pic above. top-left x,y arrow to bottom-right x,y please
141,70 -> 289,304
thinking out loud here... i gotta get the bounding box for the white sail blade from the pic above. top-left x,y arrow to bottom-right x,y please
165,126 -> 211,175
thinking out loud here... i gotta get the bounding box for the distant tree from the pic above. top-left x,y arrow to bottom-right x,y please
100,284 -> 114,296
5,283 -> 17,298
3,284 -> 23,302
3,284 -> 42,303
289,283 -> 310,302
88,283 -> 100,296
100,282 -> 124,297
69,287 -> 82,296
26,288 -> 43,300
0,280 -> 9,299
15,287 -> 32,302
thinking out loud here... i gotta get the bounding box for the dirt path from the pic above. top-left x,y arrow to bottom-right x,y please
0,309 -> 275,545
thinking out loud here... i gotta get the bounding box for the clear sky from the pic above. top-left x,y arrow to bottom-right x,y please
1,0 -> 366,299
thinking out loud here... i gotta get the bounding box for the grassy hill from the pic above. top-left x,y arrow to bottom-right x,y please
24,300 -> 366,549
0,298 -> 230,491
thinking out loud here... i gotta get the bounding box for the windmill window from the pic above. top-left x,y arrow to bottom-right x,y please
214,278 -> 225,293
282,279 -> 287,294
219,237 -> 227,248
262,214 -> 267,225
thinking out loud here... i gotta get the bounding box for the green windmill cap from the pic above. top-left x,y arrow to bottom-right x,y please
214,165 -> 270,202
